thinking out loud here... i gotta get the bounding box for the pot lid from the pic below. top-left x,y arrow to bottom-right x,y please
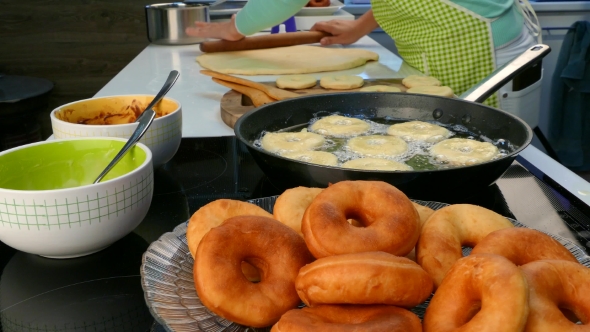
0,75 -> 54,104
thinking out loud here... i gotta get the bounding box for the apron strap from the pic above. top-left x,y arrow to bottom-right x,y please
516,0 -> 543,43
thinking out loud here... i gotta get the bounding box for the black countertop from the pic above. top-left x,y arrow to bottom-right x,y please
0,136 -> 588,332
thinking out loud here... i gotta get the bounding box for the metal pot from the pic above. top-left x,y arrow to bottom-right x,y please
145,2 -> 210,45
234,45 -> 551,201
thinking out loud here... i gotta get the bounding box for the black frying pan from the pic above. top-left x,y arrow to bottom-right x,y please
234,45 -> 551,200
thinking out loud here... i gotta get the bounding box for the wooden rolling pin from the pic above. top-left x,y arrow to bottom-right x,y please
199,31 -> 330,53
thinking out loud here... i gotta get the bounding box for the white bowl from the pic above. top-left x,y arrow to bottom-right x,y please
50,94 -> 182,168
0,137 -> 154,258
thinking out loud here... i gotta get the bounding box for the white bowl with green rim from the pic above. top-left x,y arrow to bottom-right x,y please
49,94 -> 182,168
0,137 -> 154,259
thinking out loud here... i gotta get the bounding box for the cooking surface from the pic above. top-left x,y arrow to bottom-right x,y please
0,136 -> 587,331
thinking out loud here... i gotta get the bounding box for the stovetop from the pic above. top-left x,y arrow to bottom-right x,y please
0,136 -> 588,332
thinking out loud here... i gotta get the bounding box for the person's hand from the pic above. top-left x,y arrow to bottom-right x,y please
311,20 -> 364,46
185,14 -> 245,41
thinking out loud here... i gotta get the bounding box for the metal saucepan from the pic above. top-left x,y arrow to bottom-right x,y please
145,2 -> 210,45
234,45 -> 551,200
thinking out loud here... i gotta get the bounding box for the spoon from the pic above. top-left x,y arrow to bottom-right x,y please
93,70 -> 180,184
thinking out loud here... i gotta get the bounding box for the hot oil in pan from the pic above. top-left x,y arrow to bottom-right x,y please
253,116 -> 517,171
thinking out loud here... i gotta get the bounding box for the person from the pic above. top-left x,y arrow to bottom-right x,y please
187,0 -> 543,127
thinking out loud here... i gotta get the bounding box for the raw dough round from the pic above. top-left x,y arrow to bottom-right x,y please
387,121 -> 452,143
406,85 -> 454,97
310,115 -> 370,137
281,150 -> 338,166
346,135 -> 408,157
430,138 -> 500,166
342,158 -> 412,171
320,75 -> 364,90
261,132 -> 325,154
276,75 -> 317,89
402,75 -> 442,88
359,85 -> 402,92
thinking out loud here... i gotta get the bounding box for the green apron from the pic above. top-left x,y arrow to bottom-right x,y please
372,0 -> 499,107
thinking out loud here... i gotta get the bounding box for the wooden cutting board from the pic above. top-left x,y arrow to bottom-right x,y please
220,78 -> 407,128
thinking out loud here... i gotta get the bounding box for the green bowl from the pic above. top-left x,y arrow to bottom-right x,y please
0,139 -> 147,191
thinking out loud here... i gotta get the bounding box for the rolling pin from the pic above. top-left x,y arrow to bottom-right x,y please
199,31 -> 330,53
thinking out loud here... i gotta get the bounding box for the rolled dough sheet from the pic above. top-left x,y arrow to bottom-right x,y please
196,45 -> 379,75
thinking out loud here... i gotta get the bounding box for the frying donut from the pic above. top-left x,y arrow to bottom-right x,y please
186,199 -> 273,281
261,131 -> 325,154
306,0 -> 330,7
471,227 -> 578,265
295,251 -> 433,307
194,215 -> 314,328
301,180 -> 420,258
416,204 -> 514,288
521,260 -> 590,331
430,138 -> 499,166
341,158 -> 412,171
271,305 -> 422,332
273,186 -> 324,235
422,254 -> 529,332
387,121 -> 452,143
346,135 -> 408,157
310,115 -> 370,137
281,150 -> 338,166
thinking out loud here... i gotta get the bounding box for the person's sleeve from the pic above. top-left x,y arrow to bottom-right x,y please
235,0 -> 310,36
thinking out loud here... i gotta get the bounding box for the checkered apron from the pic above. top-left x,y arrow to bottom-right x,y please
372,0 -> 498,107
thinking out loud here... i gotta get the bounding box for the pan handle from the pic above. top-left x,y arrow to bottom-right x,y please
459,44 -> 551,103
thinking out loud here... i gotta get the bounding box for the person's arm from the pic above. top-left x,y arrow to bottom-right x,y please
186,0 -> 309,41
311,9 -> 378,45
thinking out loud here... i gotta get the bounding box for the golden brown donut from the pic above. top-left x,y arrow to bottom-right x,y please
271,305 -> 422,332
306,0 -> 330,7
301,180 -> 420,258
416,204 -> 514,288
471,227 -> 578,265
194,216 -> 314,327
295,251 -> 433,307
423,254 -> 529,332
273,187 -> 323,236
521,260 -> 590,331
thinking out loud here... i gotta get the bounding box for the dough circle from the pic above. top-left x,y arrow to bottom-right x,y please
281,150 -> 338,166
320,75 -> 364,90
346,135 -> 408,157
402,75 -> 442,88
261,132 -> 325,153
387,121 -> 451,143
430,138 -> 500,166
406,85 -> 454,97
359,85 -> 401,92
342,158 -> 412,171
310,115 -> 370,137
276,75 -> 317,89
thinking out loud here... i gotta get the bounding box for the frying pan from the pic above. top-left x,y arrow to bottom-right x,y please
234,45 -> 551,200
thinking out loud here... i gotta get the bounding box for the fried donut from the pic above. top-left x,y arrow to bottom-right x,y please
296,251 -> 433,307
306,0 -> 330,7
387,121 -> 452,143
521,260 -> 590,331
261,131 -> 325,154
194,215 -> 314,328
271,305 -> 422,332
310,115 -> 370,137
301,180 -> 420,258
423,254 -> 529,332
471,227 -> 578,265
281,150 -> 338,166
416,204 -> 514,287
412,202 -> 435,229
341,158 -> 412,171
346,135 -> 408,157
430,138 -> 499,166
187,199 -> 273,281
273,186 -> 324,235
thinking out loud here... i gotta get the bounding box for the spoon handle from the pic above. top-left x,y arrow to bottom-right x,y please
135,70 -> 180,123
93,109 -> 156,184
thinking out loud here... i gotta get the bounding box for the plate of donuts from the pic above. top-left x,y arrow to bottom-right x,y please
296,0 -> 344,16
140,187 -> 590,332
